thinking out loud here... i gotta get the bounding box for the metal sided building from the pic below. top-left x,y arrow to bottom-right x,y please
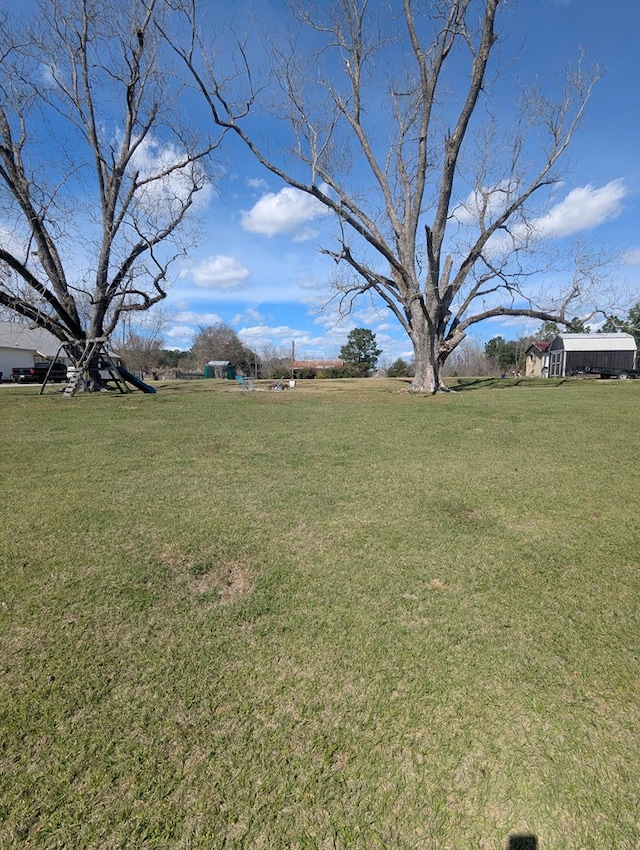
548,333 -> 637,377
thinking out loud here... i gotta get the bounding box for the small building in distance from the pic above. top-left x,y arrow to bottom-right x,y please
524,340 -> 551,377
204,360 -> 232,379
547,333 -> 637,377
293,359 -> 344,371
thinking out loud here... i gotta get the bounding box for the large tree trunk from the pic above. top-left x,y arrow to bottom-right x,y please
410,339 -> 446,393
86,357 -> 110,392
408,307 -> 448,394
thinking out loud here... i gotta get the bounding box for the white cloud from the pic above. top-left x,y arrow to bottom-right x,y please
129,135 -> 213,211
291,229 -> 314,243
40,63 -> 57,87
180,255 -> 250,289
622,249 -> 640,266
452,181 -> 513,226
241,186 -> 326,238
0,223 -> 27,259
231,307 -> 264,325
353,305 -> 389,326
484,179 -> 628,257
165,324 -> 197,341
234,320 -> 355,357
488,316 -> 541,334
173,310 -> 224,324
313,308 -> 353,330
247,177 -> 269,191
236,324 -> 313,349
457,179 -> 626,244
531,180 -> 627,238
298,275 -> 323,291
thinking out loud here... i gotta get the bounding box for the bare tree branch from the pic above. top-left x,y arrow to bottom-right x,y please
171,0 -> 603,392
0,0 -> 221,384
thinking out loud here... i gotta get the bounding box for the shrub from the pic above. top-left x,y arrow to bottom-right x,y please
386,357 -> 412,378
323,363 -> 366,378
295,367 -> 317,379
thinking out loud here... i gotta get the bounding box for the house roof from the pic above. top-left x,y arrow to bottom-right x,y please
526,340 -> 551,354
293,359 -> 344,369
0,321 -> 62,358
552,332 -> 637,352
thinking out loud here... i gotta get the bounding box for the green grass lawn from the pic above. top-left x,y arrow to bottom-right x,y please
1,377 -> 639,849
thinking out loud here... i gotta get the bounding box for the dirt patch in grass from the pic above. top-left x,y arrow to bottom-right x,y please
159,544 -> 252,603
193,562 -> 251,603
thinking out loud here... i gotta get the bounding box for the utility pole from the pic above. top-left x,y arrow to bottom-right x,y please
291,341 -> 295,379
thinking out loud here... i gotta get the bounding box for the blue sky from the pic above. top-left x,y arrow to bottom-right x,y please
158,0 -> 640,365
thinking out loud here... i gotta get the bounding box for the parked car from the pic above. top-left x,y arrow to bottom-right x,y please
11,362 -> 68,384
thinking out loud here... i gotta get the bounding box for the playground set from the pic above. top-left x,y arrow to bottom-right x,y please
39,338 -> 156,397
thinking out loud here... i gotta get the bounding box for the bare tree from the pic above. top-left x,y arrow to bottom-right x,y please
189,322 -> 255,373
170,0 -> 604,392
118,331 -> 165,375
442,340 -> 493,378
117,305 -> 173,375
259,344 -> 291,379
0,0 -> 219,381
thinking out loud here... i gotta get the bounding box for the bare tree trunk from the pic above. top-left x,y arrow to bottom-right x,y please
408,309 -> 445,394
411,348 -> 440,394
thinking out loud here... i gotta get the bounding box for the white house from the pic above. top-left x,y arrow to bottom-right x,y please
0,321 -> 68,380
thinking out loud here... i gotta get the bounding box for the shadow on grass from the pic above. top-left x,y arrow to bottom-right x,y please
508,836 -> 537,850
452,377 -> 567,391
